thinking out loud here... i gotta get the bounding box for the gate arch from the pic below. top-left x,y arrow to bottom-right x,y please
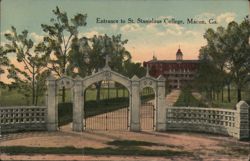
46,64 -> 166,132
81,67 -> 132,131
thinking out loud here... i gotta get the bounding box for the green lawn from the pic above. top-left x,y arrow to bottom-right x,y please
0,87 -> 154,106
202,88 -> 250,109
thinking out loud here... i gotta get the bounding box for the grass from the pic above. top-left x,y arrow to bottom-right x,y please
0,140 -> 191,157
198,88 -> 250,109
174,88 -> 207,107
0,87 -> 154,106
0,88 -> 130,106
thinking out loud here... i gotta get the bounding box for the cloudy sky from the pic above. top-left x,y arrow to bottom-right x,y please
0,0 -> 249,62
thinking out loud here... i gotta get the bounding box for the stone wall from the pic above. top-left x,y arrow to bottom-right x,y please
166,101 -> 250,140
0,106 -> 47,133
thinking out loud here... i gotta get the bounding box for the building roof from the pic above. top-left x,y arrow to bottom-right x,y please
146,59 -> 199,64
176,48 -> 183,55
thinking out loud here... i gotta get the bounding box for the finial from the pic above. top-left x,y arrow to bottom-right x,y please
104,54 -> 111,69
152,51 -> 157,61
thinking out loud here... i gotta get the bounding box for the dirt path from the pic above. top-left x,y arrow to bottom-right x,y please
1,130 -> 249,160
1,154 -> 247,161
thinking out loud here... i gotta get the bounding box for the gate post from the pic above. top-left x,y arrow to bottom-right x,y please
46,75 -> 58,131
73,76 -> 83,132
235,101 -> 250,140
156,75 -> 166,131
130,75 -> 140,131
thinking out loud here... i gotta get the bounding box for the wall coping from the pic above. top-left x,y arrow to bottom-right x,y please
167,106 -> 236,113
0,106 -> 47,110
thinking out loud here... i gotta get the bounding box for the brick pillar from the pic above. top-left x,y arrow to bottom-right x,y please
130,75 -> 140,131
73,76 -> 83,132
46,75 -> 58,131
235,101 -> 250,140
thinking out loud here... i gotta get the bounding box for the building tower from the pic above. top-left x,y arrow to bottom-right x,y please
176,46 -> 183,61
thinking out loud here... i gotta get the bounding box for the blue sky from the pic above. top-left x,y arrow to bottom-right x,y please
1,0 -> 249,61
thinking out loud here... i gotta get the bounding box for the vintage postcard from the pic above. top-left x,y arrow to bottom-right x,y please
0,0 -> 250,160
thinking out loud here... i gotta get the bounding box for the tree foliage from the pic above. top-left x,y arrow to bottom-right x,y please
0,46 -> 9,87
4,27 -> 49,105
196,20 -> 250,102
35,6 -> 87,102
68,34 -> 133,101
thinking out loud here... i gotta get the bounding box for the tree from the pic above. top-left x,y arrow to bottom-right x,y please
195,47 -> 225,103
36,6 -> 87,102
223,21 -> 250,101
199,20 -> 250,102
122,61 -> 146,78
0,46 -> 9,87
68,34 -> 132,102
4,26 -> 49,105
201,27 -> 230,102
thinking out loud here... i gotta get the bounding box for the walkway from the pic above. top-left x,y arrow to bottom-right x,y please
166,89 -> 181,106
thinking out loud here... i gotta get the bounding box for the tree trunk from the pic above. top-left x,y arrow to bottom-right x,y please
32,67 -> 35,105
62,54 -> 66,103
206,89 -> 209,101
227,84 -> 231,102
221,88 -> 224,102
212,89 -> 215,101
35,82 -> 39,106
237,87 -> 241,102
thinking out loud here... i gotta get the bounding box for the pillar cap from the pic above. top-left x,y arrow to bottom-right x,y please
131,75 -> 139,81
236,101 -> 249,110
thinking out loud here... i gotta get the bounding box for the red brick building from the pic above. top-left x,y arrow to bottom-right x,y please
143,48 -> 199,89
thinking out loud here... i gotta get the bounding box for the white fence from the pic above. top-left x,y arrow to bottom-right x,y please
166,101 -> 250,140
0,106 -> 47,133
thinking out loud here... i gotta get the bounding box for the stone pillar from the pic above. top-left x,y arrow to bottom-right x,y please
73,76 -> 83,132
130,75 -> 140,131
156,75 -> 166,131
46,75 -> 58,131
235,101 -> 250,140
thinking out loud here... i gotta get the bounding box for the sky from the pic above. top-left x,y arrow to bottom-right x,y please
0,0 -> 249,62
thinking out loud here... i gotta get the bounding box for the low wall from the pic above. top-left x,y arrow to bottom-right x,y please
0,106 -> 47,133
166,101 -> 250,140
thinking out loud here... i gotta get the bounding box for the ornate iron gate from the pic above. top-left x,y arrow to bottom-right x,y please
84,99 -> 129,131
140,102 -> 155,130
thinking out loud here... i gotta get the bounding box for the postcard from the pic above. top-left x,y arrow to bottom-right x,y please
0,0 -> 250,160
